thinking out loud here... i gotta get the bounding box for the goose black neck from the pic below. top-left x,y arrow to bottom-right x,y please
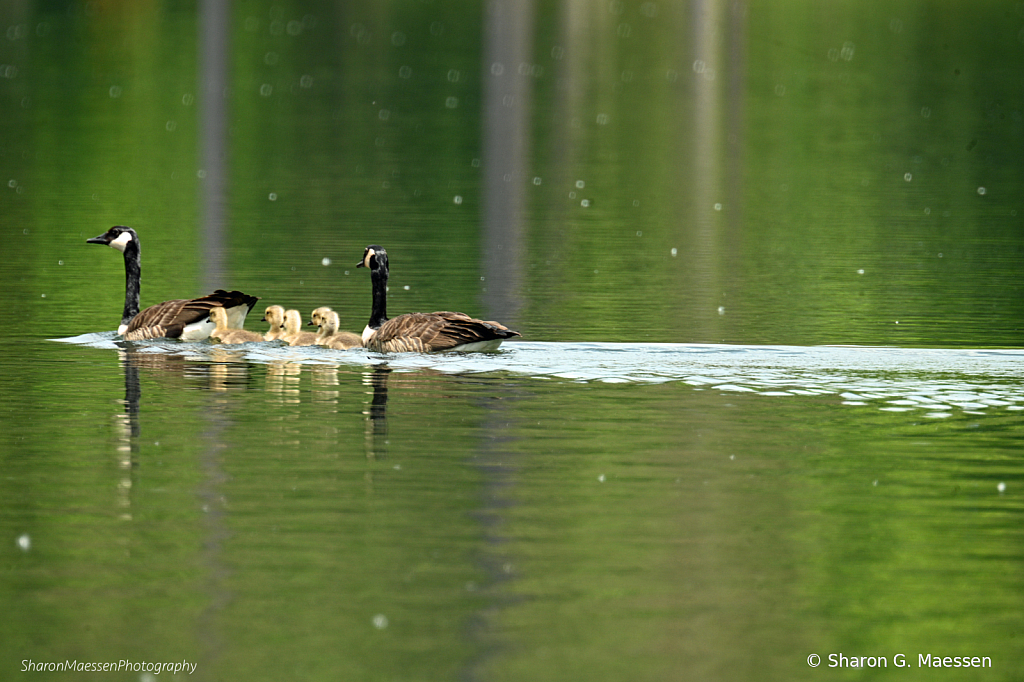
367,260 -> 389,330
121,239 -> 141,327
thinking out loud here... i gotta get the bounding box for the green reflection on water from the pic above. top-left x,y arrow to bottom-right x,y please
1,1 -> 1024,681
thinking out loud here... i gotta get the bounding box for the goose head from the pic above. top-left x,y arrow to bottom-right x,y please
322,311 -> 341,336
261,305 -> 286,340
310,306 -> 333,328
209,306 -> 230,330
356,245 -> 388,273
282,309 -> 304,335
86,225 -> 138,253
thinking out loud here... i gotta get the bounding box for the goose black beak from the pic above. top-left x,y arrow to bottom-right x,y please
86,233 -> 110,245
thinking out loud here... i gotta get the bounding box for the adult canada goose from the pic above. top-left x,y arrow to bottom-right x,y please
209,307 -> 265,344
315,310 -> 363,350
356,245 -> 520,352
86,225 -> 258,341
281,309 -> 319,346
262,305 -> 286,341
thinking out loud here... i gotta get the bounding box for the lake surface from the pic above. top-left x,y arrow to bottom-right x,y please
2,2 -> 1023,681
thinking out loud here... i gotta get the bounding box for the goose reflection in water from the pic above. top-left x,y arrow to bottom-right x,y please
363,366 -> 392,461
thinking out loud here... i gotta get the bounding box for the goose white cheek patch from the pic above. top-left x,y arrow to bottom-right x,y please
109,231 -> 134,252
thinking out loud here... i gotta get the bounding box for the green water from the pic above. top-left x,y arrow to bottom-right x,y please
2,2 -> 1024,681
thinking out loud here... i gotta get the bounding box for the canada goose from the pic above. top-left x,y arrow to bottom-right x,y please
309,306 -> 334,330
281,309 -> 319,346
86,225 -> 258,341
209,307 -> 265,344
262,305 -> 286,341
316,310 -> 363,350
356,245 -> 520,352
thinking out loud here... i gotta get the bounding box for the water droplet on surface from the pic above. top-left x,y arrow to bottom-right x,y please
165,120 -> 176,131
670,248 -> 678,257
977,186 -> 986,195
259,83 -> 273,97
596,113 -> 609,125
58,260 -> 63,265
268,193 -> 277,201
597,474 -> 606,482
920,106 -> 931,118
403,285 -> 410,290
108,85 -> 122,98
17,534 -> 30,551
713,203 -> 722,211
321,258 -> 330,266
453,195 -> 462,205
581,199 -> 590,207
391,31 -> 406,46
447,69 -> 460,83
300,75 -> 313,88
904,173 -> 912,181
924,207 -> 930,214
998,482 -> 1007,493
7,179 -> 15,187
532,177 -> 542,185
264,51 -> 279,65
717,306 -> 725,315
840,41 -> 855,61
445,97 -> 458,108
857,269 -> 865,275
398,65 -> 412,78
182,93 -> 194,106
372,614 -> 388,629
636,230 -> 642,237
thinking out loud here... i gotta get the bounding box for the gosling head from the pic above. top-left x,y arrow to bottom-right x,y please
209,306 -> 230,328
283,309 -> 304,334
310,306 -> 333,328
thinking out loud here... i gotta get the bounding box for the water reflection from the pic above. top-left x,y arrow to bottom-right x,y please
363,365 -> 392,460
55,335 -> 1024,419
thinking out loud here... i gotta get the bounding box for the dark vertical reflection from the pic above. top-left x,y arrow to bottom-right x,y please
725,2 -> 747,256
199,0 -> 230,291
481,0 -> 534,325
363,366 -> 391,461
687,0 -> 724,338
197,2 -> 232,672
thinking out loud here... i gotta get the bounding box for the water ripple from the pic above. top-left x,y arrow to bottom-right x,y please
51,336 -> 1024,417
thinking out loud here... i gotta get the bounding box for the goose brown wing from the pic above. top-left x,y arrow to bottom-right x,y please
123,290 -> 259,341
372,312 -> 520,352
